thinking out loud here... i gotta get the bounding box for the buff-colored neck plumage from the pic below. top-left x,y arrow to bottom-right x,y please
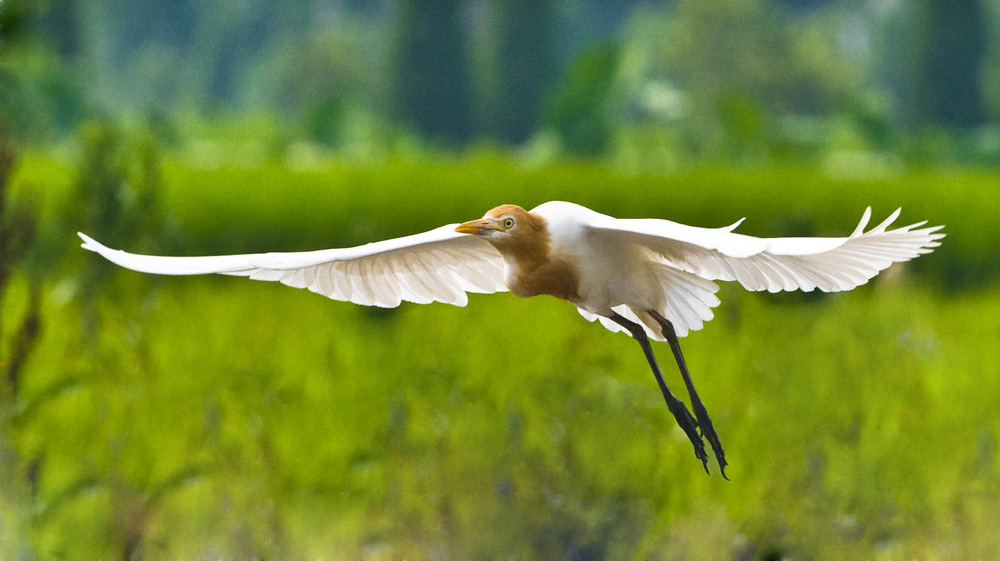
483,205 -> 581,301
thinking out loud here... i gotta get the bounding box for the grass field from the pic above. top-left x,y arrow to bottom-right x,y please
2,155 -> 998,558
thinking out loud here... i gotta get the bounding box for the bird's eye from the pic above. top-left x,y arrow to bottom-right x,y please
503,218 -> 515,229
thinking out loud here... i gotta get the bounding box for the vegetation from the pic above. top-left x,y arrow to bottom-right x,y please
3,0 -> 999,557
14,151 -> 997,288
2,150 -> 998,557
4,240 -> 999,559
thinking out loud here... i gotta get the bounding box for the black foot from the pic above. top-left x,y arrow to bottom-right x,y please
691,399 -> 728,480
666,397 -> 709,474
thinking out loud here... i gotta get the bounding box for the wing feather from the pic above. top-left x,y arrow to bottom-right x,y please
591,208 -> 944,293
78,225 -> 507,308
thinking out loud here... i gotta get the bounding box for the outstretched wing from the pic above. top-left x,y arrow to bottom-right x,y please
78,226 -> 507,307
591,207 -> 945,293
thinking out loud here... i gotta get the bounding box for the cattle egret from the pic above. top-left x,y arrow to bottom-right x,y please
79,201 -> 944,478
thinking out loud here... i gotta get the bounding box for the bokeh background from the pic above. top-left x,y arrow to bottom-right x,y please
2,0 -> 999,558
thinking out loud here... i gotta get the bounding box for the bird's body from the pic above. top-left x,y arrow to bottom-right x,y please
79,201 -> 944,478
492,202 -> 704,334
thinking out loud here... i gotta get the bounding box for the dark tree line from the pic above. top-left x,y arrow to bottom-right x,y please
914,0 -> 987,128
1,0 -> 995,150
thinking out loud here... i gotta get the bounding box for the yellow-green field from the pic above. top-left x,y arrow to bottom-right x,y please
2,156 -> 998,558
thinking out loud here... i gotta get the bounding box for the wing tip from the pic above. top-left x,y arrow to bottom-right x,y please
850,207 -> 873,238
879,208 -> 903,232
722,217 -> 746,232
78,232 -> 102,252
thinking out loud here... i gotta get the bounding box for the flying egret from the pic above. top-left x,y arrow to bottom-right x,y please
79,201 -> 944,478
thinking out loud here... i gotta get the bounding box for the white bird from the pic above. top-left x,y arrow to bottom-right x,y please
79,201 -> 944,478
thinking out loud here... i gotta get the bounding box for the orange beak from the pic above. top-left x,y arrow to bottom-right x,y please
455,219 -> 494,235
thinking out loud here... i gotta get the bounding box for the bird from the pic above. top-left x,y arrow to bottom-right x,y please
79,201 -> 944,478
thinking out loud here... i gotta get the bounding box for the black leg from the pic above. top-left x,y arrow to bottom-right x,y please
649,310 -> 728,480
607,312 -> 710,474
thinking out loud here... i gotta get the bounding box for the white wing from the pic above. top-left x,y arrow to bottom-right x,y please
78,226 -> 507,307
591,207 -> 945,293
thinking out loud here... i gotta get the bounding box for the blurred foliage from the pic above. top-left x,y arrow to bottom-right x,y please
3,0 -> 1000,160
614,0 -> 876,164
66,119 -> 174,349
912,0 -> 988,128
0,143 -> 38,290
391,0 -> 473,145
270,24 -> 386,148
0,139 -> 43,561
1,146 -> 994,556
491,0 -> 557,144
547,43 -> 620,155
2,0 -> 1000,557
3,262 -> 998,557
16,154 -> 993,291
70,120 -> 165,255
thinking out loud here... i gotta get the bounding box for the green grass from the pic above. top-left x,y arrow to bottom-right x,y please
3,153 -> 998,557
3,270 -> 998,558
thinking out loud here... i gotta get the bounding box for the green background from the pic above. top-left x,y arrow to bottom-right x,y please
3,0 -> 1000,558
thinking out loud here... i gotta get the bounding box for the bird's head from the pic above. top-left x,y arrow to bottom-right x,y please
457,204 -> 576,299
456,204 -> 546,249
